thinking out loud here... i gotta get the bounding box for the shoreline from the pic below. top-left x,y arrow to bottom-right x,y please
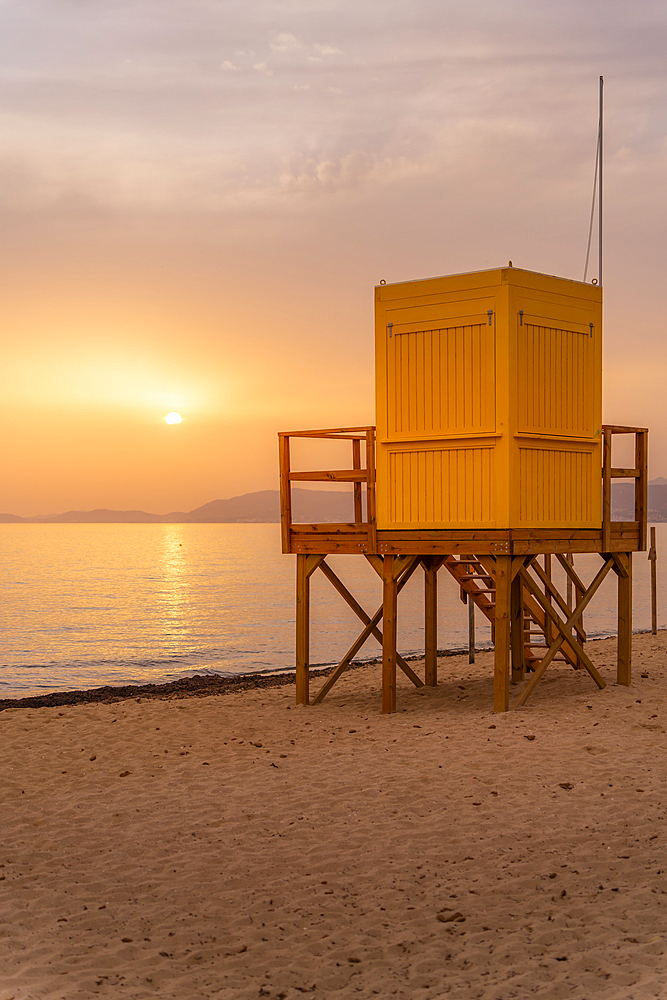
1,630 -> 660,712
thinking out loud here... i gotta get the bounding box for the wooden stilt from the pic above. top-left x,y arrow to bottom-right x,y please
543,554 -> 553,649
650,526 -> 657,635
616,552 -> 632,686
494,555 -> 511,712
510,568 -> 525,684
296,553 -> 311,705
382,555 -> 398,714
424,557 -> 438,686
566,552 -> 573,610
468,589 -> 475,664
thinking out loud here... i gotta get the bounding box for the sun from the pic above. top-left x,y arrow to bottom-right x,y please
165,412 -> 182,424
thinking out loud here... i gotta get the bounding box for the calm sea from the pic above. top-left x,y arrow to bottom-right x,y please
1,523 -> 664,699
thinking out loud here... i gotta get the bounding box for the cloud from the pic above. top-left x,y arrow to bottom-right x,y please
270,32 -> 301,52
1,0 -> 666,224
279,150 -> 432,197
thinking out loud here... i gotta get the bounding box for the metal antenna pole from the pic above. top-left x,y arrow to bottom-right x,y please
583,77 -> 603,283
599,75 -> 603,285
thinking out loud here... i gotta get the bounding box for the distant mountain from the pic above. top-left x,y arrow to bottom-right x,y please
613,483 -> 667,522
2,482 -> 665,524
176,489 -> 358,524
0,489 -> 355,525
22,508 -> 167,524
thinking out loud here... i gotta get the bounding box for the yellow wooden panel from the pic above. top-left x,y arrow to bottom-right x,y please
516,323 -> 594,436
387,324 -> 495,438
385,445 -> 495,527
518,446 -> 595,525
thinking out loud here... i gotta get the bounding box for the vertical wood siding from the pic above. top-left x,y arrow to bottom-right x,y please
388,446 -> 495,526
518,447 -> 593,524
517,324 -> 593,436
388,324 -> 495,437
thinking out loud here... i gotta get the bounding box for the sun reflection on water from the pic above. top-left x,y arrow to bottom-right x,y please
156,526 -> 192,645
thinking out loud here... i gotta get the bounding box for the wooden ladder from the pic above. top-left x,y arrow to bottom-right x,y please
442,555 -> 578,671
443,555 -> 496,624
522,606 -> 570,670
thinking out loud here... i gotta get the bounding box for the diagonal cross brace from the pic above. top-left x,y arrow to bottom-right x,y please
530,557 -> 586,647
515,557 -> 613,708
555,552 -> 587,594
312,557 -> 422,704
519,560 -> 611,692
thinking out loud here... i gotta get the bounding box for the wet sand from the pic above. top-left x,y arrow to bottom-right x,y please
1,632 -> 666,999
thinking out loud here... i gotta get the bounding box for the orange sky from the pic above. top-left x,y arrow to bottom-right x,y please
2,1 -> 667,515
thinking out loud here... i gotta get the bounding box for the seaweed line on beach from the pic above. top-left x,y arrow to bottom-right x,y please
2,631 -> 655,712
0,642 -> 497,712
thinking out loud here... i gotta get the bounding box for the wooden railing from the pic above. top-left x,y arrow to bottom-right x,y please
278,427 -> 377,553
279,423 -> 647,554
602,424 -> 648,551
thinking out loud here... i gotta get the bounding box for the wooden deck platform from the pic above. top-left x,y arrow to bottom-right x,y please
288,524 -> 642,556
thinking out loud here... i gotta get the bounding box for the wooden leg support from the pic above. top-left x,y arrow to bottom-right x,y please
511,569 -> 525,685
296,553 -> 310,705
424,557 -> 438,686
382,555 -> 398,714
494,555 -> 511,712
616,552 -> 632,686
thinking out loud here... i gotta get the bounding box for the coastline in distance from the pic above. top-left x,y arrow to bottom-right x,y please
2,482 -> 667,525
0,488 -> 355,524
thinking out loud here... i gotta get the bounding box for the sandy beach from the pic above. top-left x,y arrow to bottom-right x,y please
1,633 -> 666,1000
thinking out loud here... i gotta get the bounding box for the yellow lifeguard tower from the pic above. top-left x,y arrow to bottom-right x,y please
279,266 -> 647,712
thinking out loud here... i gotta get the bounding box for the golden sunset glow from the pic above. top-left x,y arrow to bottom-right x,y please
1,4 -> 666,517
165,412 -> 183,425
